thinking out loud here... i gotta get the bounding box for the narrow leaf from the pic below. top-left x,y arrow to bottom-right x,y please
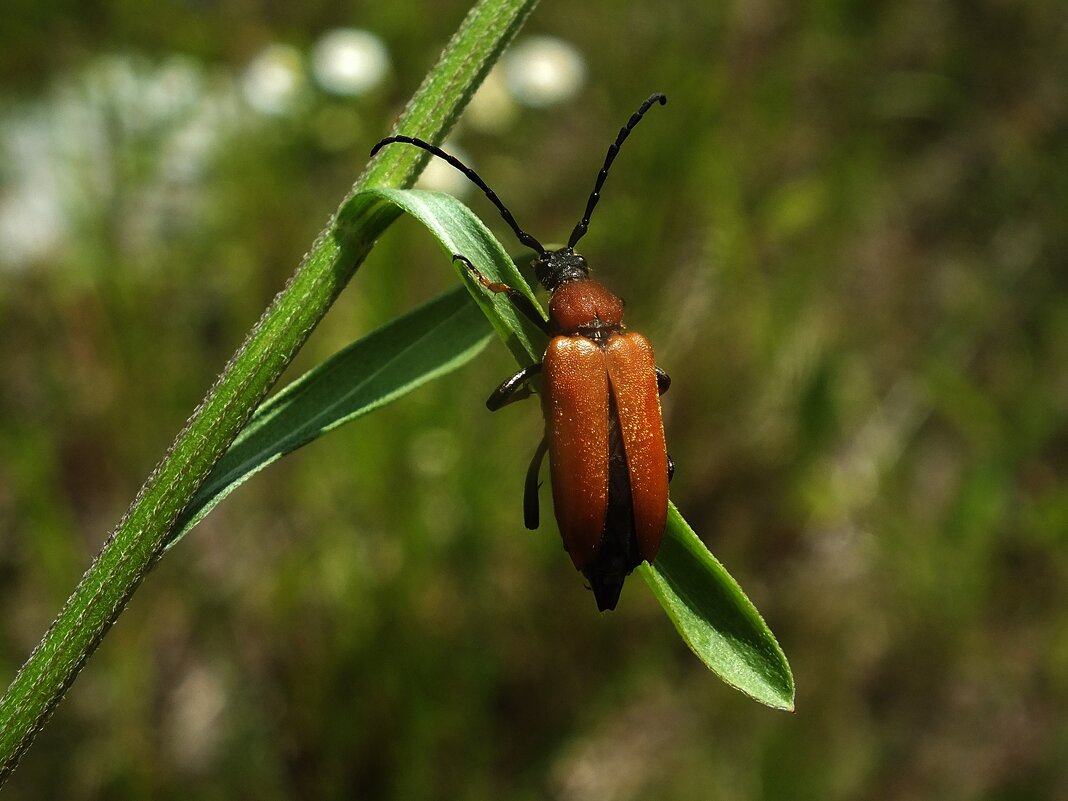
363,187 -> 548,364
169,285 -> 492,546
168,188 -> 540,548
641,507 -> 795,710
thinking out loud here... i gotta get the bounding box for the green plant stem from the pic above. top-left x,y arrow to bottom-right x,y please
0,0 -> 538,782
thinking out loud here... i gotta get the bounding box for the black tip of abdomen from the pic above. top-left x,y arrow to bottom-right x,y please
589,573 -> 626,611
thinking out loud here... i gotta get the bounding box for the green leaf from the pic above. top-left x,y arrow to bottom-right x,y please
364,187 -> 548,364
169,283 -> 493,547
169,189 -> 537,547
641,508 -> 795,710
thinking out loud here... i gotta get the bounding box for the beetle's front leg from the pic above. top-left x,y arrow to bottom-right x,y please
453,254 -> 549,335
486,363 -> 543,411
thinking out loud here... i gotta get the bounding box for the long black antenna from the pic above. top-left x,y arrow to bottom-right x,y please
567,93 -> 667,249
370,135 -> 546,256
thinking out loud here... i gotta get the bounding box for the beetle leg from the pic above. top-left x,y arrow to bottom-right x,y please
453,254 -> 549,335
658,369 -> 673,483
524,437 -> 549,530
656,367 -> 671,395
654,368 -> 672,481
486,363 -> 543,411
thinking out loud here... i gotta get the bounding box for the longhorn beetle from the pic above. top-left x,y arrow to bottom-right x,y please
371,93 -> 672,611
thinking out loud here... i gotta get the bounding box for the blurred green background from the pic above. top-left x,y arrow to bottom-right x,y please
2,0 -> 1067,798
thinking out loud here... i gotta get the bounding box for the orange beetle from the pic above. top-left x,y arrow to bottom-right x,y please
372,94 -> 672,610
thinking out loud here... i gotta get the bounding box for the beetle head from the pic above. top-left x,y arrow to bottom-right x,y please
534,248 -> 589,291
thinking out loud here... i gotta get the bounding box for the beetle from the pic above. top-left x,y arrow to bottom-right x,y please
371,94 -> 672,610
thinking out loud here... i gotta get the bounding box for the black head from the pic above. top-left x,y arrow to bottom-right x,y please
533,248 -> 588,291
370,93 -> 667,292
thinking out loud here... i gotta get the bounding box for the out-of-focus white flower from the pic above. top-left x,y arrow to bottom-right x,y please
416,142 -> 475,197
0,55 -> 241,271
242,43 -> 305,116
312,28 -> 390,96
503,36 -> 587,108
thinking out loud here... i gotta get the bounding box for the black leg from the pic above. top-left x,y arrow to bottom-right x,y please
524,437 -> 549,530
453,254 -> 549,335
656,367 -> 671,395
658,368 -> 672,481
487,363 -> 543,411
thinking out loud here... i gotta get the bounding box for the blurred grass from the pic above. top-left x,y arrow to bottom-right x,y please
2,1 -> 1067,799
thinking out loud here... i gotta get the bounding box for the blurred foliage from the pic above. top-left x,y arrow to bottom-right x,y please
2,0 -> 1067,799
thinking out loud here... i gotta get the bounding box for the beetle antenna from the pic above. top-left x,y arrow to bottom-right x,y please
370,135 -> 546,256
567,93 -> 667,249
